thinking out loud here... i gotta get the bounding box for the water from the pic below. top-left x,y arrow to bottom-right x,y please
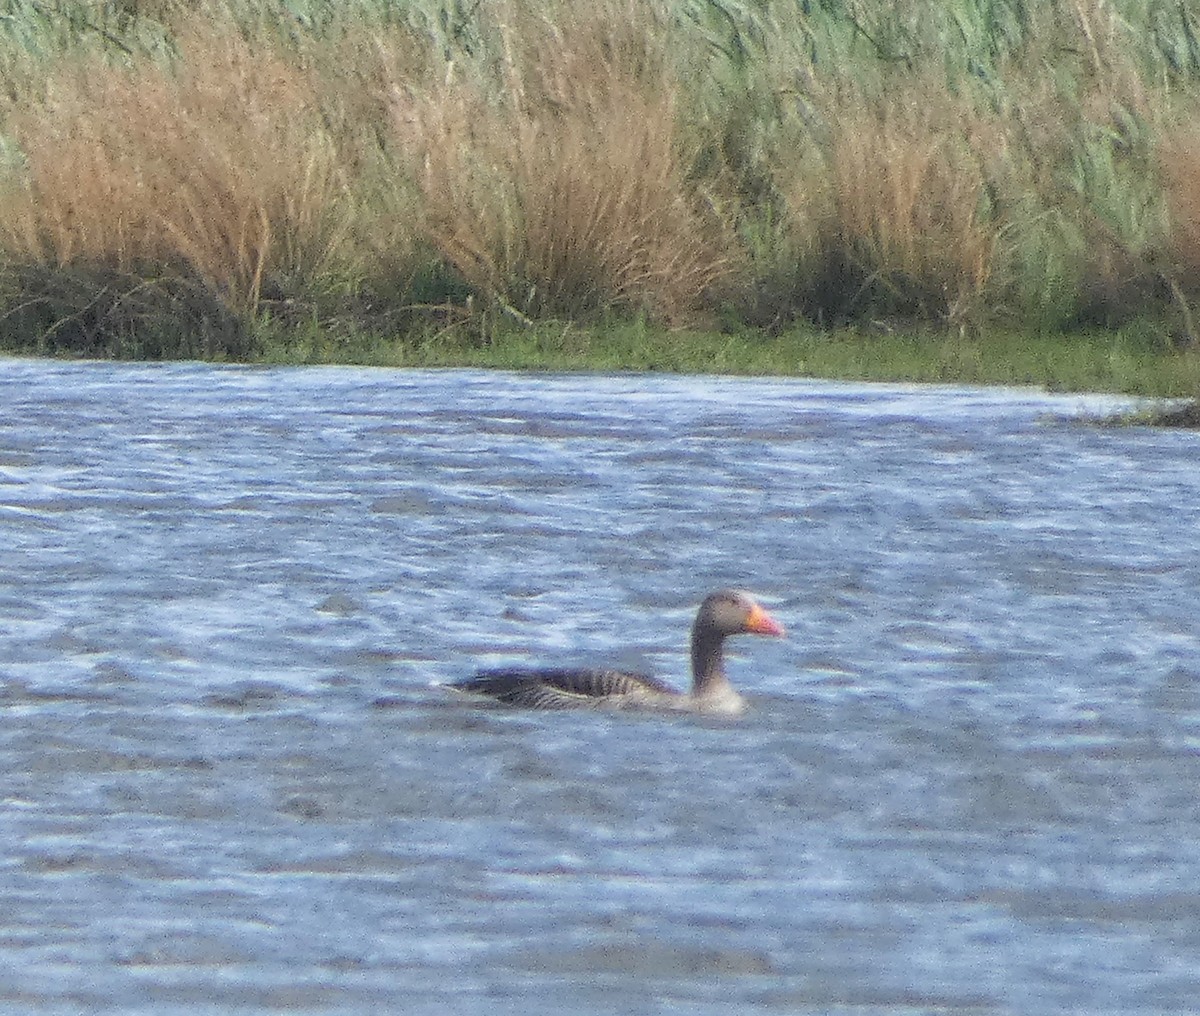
1,360 -> 1198,1015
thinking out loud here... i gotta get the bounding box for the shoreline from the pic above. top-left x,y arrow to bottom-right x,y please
250,320 -> 1200,399
7,321 -> 1198,423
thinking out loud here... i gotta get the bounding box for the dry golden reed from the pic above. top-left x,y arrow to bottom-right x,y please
1159,123 -> 1200,341
0,0 -> 1197,355
392,6 -> 730,324
1162,127 -> 1200,284
818,85 -> 997,324
1,21 -> 349,318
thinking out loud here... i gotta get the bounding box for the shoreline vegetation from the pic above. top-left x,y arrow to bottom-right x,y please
1,1 -> 1200,410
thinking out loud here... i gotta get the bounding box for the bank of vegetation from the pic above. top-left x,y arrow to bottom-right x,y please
0,0 -> 1199,393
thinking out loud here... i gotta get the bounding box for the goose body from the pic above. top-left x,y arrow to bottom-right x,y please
451,589 -> 783,714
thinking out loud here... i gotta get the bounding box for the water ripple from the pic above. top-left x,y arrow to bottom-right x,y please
0,361 -> 1195,1014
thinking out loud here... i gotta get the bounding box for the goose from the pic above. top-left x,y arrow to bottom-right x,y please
451,589 -> 783,714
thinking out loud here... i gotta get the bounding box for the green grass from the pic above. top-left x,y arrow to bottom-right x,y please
245,316 -> 1200,398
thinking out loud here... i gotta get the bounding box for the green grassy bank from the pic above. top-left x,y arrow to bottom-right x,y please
0,0 -> 1199,395
253,317 -> 1200,398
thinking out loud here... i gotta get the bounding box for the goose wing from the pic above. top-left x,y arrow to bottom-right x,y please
451,667 -> 679,709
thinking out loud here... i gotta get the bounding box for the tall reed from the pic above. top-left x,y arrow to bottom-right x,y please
1160,125 -> 1200,342
392,3 -> 731,325
0,0 -> 1197,357
0,18 -> 352,354
821,85 -> 998,326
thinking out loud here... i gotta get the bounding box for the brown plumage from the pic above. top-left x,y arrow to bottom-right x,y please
450,589 -> 784,714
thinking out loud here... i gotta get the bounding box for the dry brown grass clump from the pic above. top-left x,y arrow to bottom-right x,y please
1161,128 -> 1200,280
391,5 -> 730,325
0,20 -> 352,350
1159,123 -> 1200,342
815,85 -> 999,327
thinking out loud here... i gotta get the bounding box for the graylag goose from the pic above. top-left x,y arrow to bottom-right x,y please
451,589 -> 784,714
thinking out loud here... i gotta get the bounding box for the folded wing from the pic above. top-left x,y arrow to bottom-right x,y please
451,667 -> 679,709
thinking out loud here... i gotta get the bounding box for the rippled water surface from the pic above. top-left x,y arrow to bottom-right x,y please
2,360 -> 1199,1014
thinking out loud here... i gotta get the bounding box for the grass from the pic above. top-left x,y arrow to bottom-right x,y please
0,19 -> 356,337
0,0 -> 1198,397
397,8 -> 731,324
246,315 -> 1200,398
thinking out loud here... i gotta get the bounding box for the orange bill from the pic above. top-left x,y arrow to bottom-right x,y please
747,603 -> 785,637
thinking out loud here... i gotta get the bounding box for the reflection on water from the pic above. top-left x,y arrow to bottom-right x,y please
1,361 -> 1198,1014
